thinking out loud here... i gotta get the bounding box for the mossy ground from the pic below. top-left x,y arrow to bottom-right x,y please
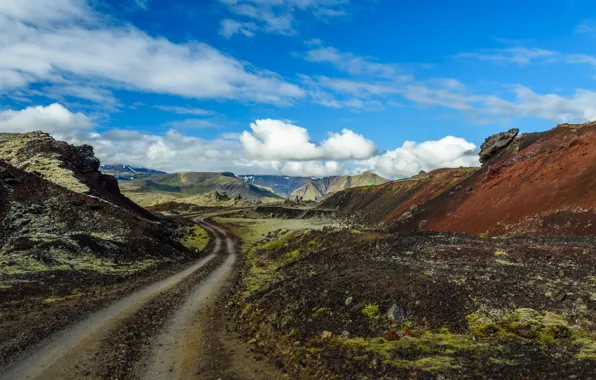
178,225 -> 209,252
230,227 -> 596,378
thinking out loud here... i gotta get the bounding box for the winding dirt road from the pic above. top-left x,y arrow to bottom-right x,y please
0,218 -> 250,380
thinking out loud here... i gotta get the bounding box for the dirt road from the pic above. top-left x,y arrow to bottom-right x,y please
0,218 -> 280,380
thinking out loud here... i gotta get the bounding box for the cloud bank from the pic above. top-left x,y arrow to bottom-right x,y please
0,103 -> 480,179
0,0 -> 303,105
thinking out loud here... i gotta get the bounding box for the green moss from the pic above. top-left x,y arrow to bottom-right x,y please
467,309 -> 571,342
313,308 -> 327,318
576,338 -> 596,360
467,314 -> 499,337
412,356 -> 458,372
179,225 -> 209,251
362,304 -> 380,319
285,250 -> 302,261
262,239 -> 288,250
339,331 -> 483,372
495,258 -> 522,266
507,308 -> 569,341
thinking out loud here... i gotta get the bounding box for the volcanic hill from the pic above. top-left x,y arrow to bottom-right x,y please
321,122 -> 596,237
0,132 -> 196,282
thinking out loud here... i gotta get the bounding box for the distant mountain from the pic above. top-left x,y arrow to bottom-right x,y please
239,175 -> 315,197
100,164 -> 166,180
290,171 -> 390,201
122,172 -> 281,199
240,172 -> 389,200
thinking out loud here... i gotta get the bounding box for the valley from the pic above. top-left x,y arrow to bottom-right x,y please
1,123 -> 596,379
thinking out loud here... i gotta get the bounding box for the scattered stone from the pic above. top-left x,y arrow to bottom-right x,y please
387,303 -> 405,323
383,330 -> 399,341
345,296 -> 353,306
396,211 -> 413,224
418,220 -> 428,230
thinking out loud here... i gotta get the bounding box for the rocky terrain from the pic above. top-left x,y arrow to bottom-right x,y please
0,132 -> 203,367
322,122 -> 596,237
229,226 -> 596,379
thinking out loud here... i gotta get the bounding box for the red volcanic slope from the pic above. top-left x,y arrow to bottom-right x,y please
320,168 -> 476,225
323,123 -> 596,237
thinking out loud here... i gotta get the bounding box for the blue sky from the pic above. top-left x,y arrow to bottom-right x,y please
1,0 -> 596,177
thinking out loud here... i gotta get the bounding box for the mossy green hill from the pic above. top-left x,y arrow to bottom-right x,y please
122,172 -> 281,199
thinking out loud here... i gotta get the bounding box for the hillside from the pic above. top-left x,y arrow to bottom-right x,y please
321,122 -> 596,237
239,175 -> 314,196
99,164 -> 166,181
122,171 -> 281,200
0,132 -> 156,221
291,171 -> 389,201
320,167 -> 477,224
0,132 -> 196,277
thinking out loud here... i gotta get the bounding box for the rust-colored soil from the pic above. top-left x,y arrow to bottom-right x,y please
323,124 -> 596,237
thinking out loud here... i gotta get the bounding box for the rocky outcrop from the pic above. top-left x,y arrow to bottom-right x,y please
479,128 -> 519,164
0,132 -> 157,220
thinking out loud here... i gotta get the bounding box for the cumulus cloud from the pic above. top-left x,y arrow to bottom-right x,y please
239,119 -> 377,160
0,0 -> 304,105
361,136 -> 479,178
1,103 -> 481,178
0,103 -> 93,133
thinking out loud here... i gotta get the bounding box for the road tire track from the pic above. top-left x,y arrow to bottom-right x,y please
0,219 -> 223,380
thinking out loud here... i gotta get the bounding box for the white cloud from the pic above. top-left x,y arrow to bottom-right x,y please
164,119 -> 218,129
135,0 -> 150,10
304,44 -> 399,78
155,106 -> 215,115
575,20 -> 596,34
219,0 -> 350,37
403,82 -> 596,123
0,0 -> 304,105
220,19 -> 257,38
239,118 -> 377,160
361,136 -> 479,178
455,47 -> 557,65
40,84 -> 120,109
0,103 -> 93,133
1,103 -> 483,178
0,0 -> 92,25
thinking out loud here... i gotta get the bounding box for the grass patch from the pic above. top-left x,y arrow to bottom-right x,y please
179,225 -> 209,251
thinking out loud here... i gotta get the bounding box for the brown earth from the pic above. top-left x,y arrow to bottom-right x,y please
322,123 -> 596,237
320,168 -> 476,225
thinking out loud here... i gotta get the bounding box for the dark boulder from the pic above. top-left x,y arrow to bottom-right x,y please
479,128 -> 519,164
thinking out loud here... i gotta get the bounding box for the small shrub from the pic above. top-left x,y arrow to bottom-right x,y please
362,303 -> 380,319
